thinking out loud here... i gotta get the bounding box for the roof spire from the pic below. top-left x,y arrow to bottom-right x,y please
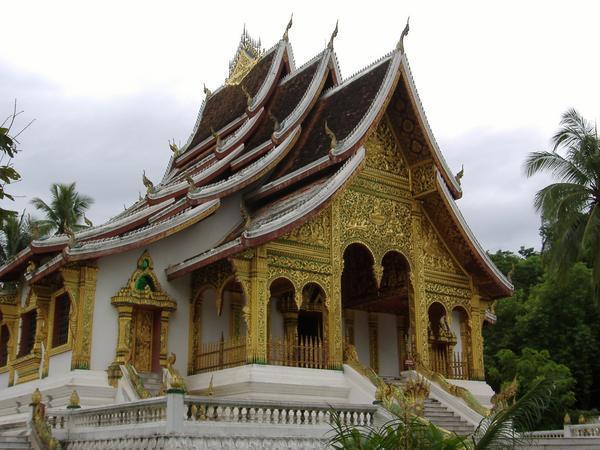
283,14 -> 293,41
203,83 -> 212,98
327,20 -> 339,49
324,121 -> 337,149
396,17 -> 410,54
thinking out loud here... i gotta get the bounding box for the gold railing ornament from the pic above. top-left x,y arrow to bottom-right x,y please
125,361 -> 151,399
564,412 -> 571,424
415,355 -> 491,417
31,388 -> 42,406
67,390 -> 81,409
579,414 -> 586,425
166,353 -> 187,394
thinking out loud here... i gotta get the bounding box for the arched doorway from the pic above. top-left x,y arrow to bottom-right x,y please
427,302 -> 456,377
341,245 -> 412,377
268,280 -> 327,369
450,306 -> 472,379
190,278 -> 247,374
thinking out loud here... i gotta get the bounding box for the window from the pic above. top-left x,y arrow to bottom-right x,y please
17,310 -> 36,358
0,325 -> 9,367
52,294 -> 70,348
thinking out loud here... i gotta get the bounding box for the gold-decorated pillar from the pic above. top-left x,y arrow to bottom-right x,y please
115,305 -> 134,365
159,310 -> 170,368
470,303 -> 485,380
409,200 -> 429,367
62,266 -> 99,370
329,203 -> 343,369
396,313 -> 408,371
368,312 -> 379,373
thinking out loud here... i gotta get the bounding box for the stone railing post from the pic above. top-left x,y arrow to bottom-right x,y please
166,390 -> 185,433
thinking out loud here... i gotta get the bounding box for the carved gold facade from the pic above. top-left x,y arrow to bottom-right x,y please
189,116 -> 487,380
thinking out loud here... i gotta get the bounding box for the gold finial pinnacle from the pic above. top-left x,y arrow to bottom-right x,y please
283,14 -> 293,41
396,17 -> 410,53
455,164 -> 464,184
327,20 -> 339,49
241,85 -> 253,107
324,120 -> 337,149
203,83 -> 212,97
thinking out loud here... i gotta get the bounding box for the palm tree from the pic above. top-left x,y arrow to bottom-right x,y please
0,212 -> 34,263
525,109 -> 600,302
30,182 -> 94,235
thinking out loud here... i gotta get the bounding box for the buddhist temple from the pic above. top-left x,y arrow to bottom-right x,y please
0,22 -> 512,447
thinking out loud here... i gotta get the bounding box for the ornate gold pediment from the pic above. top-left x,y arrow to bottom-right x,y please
111,251 -> 176,311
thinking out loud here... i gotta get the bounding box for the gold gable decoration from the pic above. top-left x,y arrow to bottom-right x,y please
111,251 -> 176,311
226,27 -> 263,86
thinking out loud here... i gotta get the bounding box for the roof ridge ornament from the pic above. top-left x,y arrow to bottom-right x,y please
211,127 -> 222,149
142,170 -> 154,194
396,17 -> 410,54
268,110 -> 281,131
226,26 -> 263,86
283,14 -> 293,42
203,83 -> 212,98
84,215 -> 93,227
169,139 -> 180,158
455,164 -> 464,185
327,20 -> 339,49
241,84 -> 254,107
324,121 -> 337,149
185,175 -> 197,192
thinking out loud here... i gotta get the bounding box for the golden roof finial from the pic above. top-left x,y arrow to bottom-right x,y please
210,127 -> 222,149
203,83 -> 212,97
396,17 -> 410,54
84,215 -> 93,227
207,375 -> 214,396
327,20 -> 339,49
241,84 -> 253,107
26,260 -> 36,274
268,110 -> 281,132
324,120 -> 337,149
142,170 -> 154,194
283,14 -> 293,41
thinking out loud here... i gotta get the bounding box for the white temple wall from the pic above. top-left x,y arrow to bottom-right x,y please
48,351 -> 72,377
0,372 -> 8,388
353,310 -> 369,368
377,313 -> 399,378
91,193 -> 243,375
451,310 -> 463,355
268,298 -> 284,340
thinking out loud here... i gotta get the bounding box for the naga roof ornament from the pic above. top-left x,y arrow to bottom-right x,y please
327,20 -> 339,49
203,83 -> 212,98
396,17 -> 410,54
282,14 -> 293,42
142,170 -> 154,194
324,121 -> 337,150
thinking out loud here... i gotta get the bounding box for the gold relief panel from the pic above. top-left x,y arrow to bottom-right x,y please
411,163 -> 436,197
279,209 -> 331,248
421,217 -> 464,276
364,118 -> 409,179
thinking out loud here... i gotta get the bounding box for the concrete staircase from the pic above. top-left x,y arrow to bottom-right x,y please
0,436 -> 31,449
424,397 -> 474,436
138,372 -> 163,397
383,375 -> 475,436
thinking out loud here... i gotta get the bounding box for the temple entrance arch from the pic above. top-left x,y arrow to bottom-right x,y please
427,302 -> 456,377
450,306 -> 472,379
341,244 -> 412,377
267,279 -> 328,368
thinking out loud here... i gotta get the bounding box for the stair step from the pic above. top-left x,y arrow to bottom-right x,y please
0,436 -> 31,449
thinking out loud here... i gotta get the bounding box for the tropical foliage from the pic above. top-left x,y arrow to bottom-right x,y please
0,212 -> 36,263
31,182 -> 93,235
525,108 -> 600,302
485,249 -> 600,428
328,379 -> 555,449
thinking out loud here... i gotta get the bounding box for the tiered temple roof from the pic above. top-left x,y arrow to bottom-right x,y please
0,26 -> 512,299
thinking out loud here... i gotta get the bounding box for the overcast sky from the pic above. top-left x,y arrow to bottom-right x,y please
1,0 -> 598,252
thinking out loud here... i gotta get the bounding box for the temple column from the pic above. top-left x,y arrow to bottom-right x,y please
159,310 -> 170,368
244,247 -> 269,364
396,313 -> 408,371
368,312 -> 378,373
115,305 -> 134,365
410,200 -> 429,367
470,304 -> 485,380
62,265 -> 98,370
343,309 -> 355,345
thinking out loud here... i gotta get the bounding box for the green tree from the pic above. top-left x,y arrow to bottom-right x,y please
525,109 -> 600,301
491,348 -> 575,429
0,212 -> 34,263
31,182 -> 94,235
